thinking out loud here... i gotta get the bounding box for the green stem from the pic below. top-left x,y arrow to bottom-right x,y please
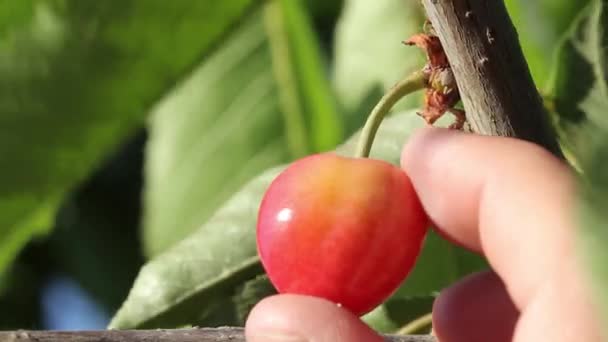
354,71 -> 427,158
396,312 -> 433,335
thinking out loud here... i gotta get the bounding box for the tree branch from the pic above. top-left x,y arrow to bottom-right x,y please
421,0 -> 564,158
0,328 -> 436,342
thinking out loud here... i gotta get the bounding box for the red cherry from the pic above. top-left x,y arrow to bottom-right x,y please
256,153 -> 429,316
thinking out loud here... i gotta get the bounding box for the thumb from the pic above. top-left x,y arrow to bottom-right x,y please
245,294 -> 383,342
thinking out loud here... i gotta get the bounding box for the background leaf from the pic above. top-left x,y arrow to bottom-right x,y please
332,0 -> 426,133
232,274 -> 277,325
271,0 -> 344,152
545,0 -> 608,331
547,0 -> 608,153
142,1 -> 342,257
362,231 -> 486,332
0,0 -> 256,274
142,11 -> 287,258
505,0 -> 591,86
579,134 -> 608,335
392,231 -> 487,298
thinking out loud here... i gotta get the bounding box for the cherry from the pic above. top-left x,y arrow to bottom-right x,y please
256,70 -> 430,315
256,153 -> 429,315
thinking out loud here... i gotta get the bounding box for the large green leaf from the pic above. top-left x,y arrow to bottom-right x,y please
547,0 -> 608,153
505,0 -> 591,86
0,0 -> 256,274
546,0 -> 608,331
110,110 -> 486,329
143,1 -> 342,257
332,0 -> 426,133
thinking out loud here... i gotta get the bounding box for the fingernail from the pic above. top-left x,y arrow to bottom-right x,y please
247,332 -> 308,342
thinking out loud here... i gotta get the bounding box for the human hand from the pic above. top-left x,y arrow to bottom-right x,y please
245,127 -> 603,342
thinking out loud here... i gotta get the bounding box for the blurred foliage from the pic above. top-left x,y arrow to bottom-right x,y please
333,0 -> 425,133
143,1 -> 341,257
0,263 -> 41,329
505,0 -> 591,86
546,0 -> 608,154
579,134 -> 608,337
232,274 -> 277,325
47,132 -> 146,311
0,0 -> 255,277
0,0 -> 606,333
547,0 -> 608,336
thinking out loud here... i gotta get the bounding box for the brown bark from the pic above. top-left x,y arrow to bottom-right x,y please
421,0 -> 564,157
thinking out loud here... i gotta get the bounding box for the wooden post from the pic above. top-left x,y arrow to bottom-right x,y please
0,328 -> 436,342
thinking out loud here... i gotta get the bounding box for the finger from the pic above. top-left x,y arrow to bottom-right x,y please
513,258 -> 605,342
245,294 -> 383,342
400,127 -> 577,308
432,271 -> 519,342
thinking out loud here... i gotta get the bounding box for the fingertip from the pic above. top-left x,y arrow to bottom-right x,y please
245,294 -> 383,342
433,271 -> 519,342
400,127 -> 484,250
245,295 -> 302,340
400,127 -> 465,172
399,129 -> 576,308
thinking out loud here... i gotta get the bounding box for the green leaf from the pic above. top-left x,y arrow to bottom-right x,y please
547,0 -> 608,153
579,135 -> 608,334
263,0 -> 344,157
142,11 -> 288,258
275,0 -> 343,152
232,274 -> 277,325
546,0 -> 608,331
393,231 -> 487,298
0,0 -> 256,274
143,1 -> 343,257
332,0 -> 426,133
362,231 -> 487,332
306,0 -> 343,20
505,0 -> 591,86
110,110 -> 425,329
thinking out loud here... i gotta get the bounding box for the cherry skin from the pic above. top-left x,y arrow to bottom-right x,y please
256,153 -> 429,316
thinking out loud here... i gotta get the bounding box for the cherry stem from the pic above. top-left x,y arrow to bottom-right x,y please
354,71 -> 427,158
396,312 -> 433,335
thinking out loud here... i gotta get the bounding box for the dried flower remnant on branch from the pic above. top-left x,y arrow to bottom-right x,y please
404,24 -> 465,130
353,22 -> 465,158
